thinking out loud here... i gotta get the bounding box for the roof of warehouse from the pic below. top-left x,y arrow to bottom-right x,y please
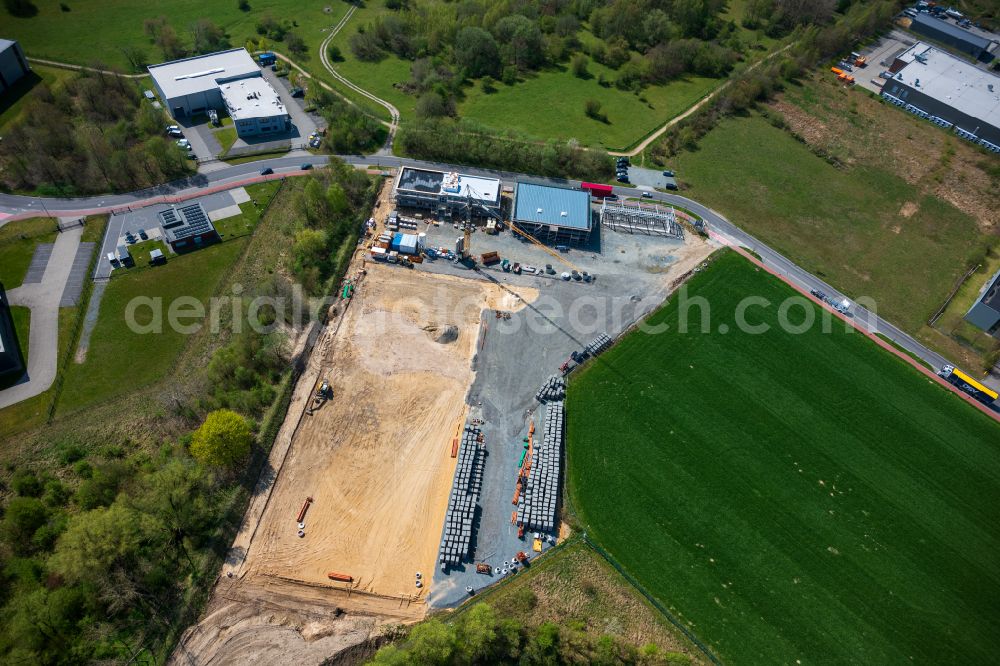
0,38 -> 17,52
890,43 -> 1000,130
219,76 -> 286,121
979,268 -> 1000,312
148,48 -> 259,99
513,182 -> 591,231
911,13 -> 992,50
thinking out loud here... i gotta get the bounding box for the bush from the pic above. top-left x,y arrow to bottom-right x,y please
190,410 -> 253,467
11,470 -> 42,497
570,53 -> 589,79
327,44 -> 343,62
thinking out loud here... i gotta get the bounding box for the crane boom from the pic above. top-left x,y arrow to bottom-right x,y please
507,222 -> 581,273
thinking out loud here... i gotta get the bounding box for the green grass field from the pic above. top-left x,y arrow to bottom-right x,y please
566,251 -> 1000,664
1,0 -> 347,71
57,238 -> 247,415
0,218 -> 58,289
671,115 -> 986,334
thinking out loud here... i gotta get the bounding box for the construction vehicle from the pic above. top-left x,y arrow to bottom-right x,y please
306,379 -> 333,415
851,51 -> 867,67
476,563 -> 492,574
532,538 -> 543,552
516,551 -> 529,564
506,222 -> 582,273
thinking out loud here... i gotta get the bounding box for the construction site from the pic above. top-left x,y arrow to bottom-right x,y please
173,177 -> 713,664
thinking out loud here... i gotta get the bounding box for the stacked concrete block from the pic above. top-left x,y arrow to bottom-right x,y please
516,401 -> 564,533
438,424 -> 485,568
535,375 -> 566,403
585,333 -> 612,357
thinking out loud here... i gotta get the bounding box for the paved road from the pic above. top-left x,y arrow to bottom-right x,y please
0,226 -> 84,409
0,153 -> 965,379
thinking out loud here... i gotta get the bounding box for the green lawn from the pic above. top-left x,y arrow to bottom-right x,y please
9,305 -> 30,363
1,0 -> 348,71
57,239 -> 248,415
0,218 -> 58,289
566,251 -> 1000,664
460,66 -> 719,150
215,126 -> 237,155
671,115 -> 986,333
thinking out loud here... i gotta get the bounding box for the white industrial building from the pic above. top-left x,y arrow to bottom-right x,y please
148,48 -> 289,138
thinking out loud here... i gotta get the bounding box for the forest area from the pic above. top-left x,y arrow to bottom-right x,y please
0,69 -> 192,195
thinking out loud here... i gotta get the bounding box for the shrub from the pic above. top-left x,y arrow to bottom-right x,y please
190,410 -> 253,467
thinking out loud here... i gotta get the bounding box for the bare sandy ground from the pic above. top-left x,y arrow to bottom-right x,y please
246,265 -> 534,599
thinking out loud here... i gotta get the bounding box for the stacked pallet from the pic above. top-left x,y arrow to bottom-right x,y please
516,402 -> 564,532
535,375 -> 565,403
585,333 -> 612,357
439,425 -> 485,568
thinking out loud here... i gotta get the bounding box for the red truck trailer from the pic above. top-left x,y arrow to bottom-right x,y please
581,182 -> 613,197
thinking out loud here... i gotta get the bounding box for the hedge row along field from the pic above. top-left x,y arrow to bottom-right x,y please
566,251 -> 1000,664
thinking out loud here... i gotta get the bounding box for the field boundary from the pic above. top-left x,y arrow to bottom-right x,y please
727,244 -> 1000,424
581,534 -> 722,665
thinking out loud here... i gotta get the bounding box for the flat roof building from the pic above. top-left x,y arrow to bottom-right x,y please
512,182 -> 592,244
965,267 -> 1000,336
393,167 -> 501,218
148,48 -> 289,138
0,39 -> 30,97
158,203 -> 220,252
0,283 -> 26,384
219,77 -> 289,137
881,43 -> 1000,151
909,13 -> 993,61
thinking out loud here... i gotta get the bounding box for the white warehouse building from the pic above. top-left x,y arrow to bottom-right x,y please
148,48 -> 289,138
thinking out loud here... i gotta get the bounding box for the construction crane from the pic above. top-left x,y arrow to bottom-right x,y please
462,184 -> 581,273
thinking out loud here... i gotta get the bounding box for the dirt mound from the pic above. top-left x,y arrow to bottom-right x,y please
424,324 -> 459,344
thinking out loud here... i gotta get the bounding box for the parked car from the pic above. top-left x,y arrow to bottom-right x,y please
167,129 -> 183,138
165,125 -> 179,134
664,183 -> 677,190
662,170 -> 675,177
107,252 -> 120,268
290,87 -> 304,98
300,163 -> 313,170
176,139 -> 191,148
260,167 -> 274,175
138,228 -> 148,240
616,175 -> 629,183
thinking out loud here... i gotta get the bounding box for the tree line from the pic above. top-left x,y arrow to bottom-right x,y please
370,602 -> 692,665
397,118 -> 611,182
0,70 -> 192,196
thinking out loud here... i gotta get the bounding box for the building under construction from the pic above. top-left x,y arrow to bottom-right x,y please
511,182 -> 593,245
393,167 -> 502,219
600,198 -> 684,238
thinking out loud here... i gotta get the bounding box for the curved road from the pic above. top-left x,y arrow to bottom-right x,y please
0,151 -> 957,385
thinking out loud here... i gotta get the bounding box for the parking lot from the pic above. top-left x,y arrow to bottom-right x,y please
95,187 -> 253,279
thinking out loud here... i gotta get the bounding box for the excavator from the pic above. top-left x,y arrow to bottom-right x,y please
306,378 -> 333,416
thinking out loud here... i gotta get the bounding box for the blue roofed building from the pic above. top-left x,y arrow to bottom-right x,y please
512,182 -> 592,244
908,13 -> 993,61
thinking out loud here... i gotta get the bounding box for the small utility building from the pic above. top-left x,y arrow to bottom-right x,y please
148,48 -> 289,138
0,283 -> 26,384
512,182 -> 592,244
158,203 -> 219,252
965,268 -> 1000,336
0,39 -> 30,97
